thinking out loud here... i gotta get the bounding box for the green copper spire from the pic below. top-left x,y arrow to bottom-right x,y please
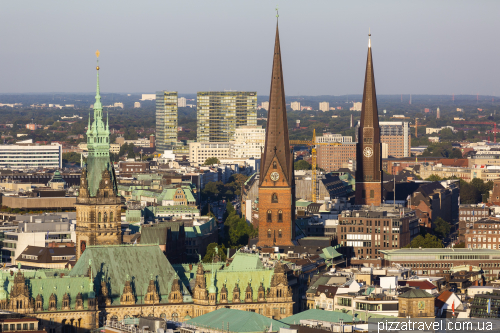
84,50 -> 117,197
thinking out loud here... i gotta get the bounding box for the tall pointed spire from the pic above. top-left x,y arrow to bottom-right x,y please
94,50 -> 102,113
260,19 -> 292,185
355,32 -> 382,206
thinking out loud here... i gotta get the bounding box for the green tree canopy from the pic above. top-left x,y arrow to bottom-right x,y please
204,157 -> 220,165
202,243 -> 227,263
294,160 -> 311,170
434,217 -> 451,239
405,234 -> 443,249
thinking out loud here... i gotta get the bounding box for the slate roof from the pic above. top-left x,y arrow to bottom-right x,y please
316,285 -> 338,298
186,308 -> 289,333
16,246 -> 75,264
280,309 -> 352,324
69,245 -> 187,305
399,289 -> 435,298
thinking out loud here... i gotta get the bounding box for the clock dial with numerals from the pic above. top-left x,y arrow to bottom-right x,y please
270,172 -> 280,181
363,147 -> 373,158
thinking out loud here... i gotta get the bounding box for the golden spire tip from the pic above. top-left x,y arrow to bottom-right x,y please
95,50 -> 100,70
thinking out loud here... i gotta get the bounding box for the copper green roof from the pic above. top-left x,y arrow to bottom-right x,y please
296,200 -> 312,207
280,309 -> 353,324
322,246 -> 342,259
69,245 -> 186,304
346,310 -> 396,321
185,308 -> 289,333
226,252 -> 264,271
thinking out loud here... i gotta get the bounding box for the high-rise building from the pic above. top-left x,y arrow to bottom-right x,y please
0,142 -> 62,170
76,57 -> 122,260
355,35 -> 382,206
437,107 -> 441,119
156,91 -> 178,151
290,101 -> 301,111
319,102 -> 329,112
134,102 -> 141,108
350,102 -> 362,111
178,97 -> 187,107
257,22 -> 295,247
355,121 -> 411,158
260,101 -> 269,111
316,143 -> 356,172
196,91 -> 257,143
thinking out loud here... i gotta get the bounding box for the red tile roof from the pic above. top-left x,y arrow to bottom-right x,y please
406,280 -> 437,290
435,290 -> 453,308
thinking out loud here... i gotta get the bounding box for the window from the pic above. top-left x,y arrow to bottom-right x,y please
370,190 -> 374,198
362,190 -> 366,198
278,210 -> 283,222
98,212 -> 101,223
272,193 -> 278,203
267,229 -> 272,238
267,210 -> 272,222
273,161 -> 277,169
279,229 -> 282,238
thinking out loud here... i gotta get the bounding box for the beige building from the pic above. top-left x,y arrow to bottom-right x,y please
418,164 -> 500,183
189,142 -> 231,165
230,126 -> 265,159
291,101 -> 301,111
319,102 -> 329,112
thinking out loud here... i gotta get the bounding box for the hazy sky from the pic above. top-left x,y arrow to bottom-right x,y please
1,1 -> 499,96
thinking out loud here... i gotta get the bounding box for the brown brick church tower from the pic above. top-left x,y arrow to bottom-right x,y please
257,20 -> 295,247
355,34 -> 383,206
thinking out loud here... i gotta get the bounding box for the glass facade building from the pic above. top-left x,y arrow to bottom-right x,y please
156,91 -> 178,151
197,91 -> 257,143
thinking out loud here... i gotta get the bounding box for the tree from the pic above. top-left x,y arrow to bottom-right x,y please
294,160 -> 311,170
204,157 -> 220,165
454,242 -> 465,248
405,234 -> 443,248
202,243 -> 227,262
201,181 -> 223,201
434,217 -> 451,239
449,149 -> 462,159
460,179 -> 482,204
425,174 -> 442,182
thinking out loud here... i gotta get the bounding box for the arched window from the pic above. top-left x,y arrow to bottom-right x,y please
267,229 -> 272,238
278,210 -> 283,222
272,193 -> 278,203
103,212 -> 107,223
110,212 -> 113,222
273,161 -> 277,169
98,212 -> 101,223
171,313 -> 178,321
267,210 -> 272,222
279,229 -> 282,238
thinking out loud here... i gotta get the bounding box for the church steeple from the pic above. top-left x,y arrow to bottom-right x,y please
257,15 -> 295,247
260,20 -> 292,186
355,32 -> 382,206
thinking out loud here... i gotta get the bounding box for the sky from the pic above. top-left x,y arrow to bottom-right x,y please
0,1 -> 499,96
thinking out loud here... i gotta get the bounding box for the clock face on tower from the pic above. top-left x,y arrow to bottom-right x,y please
270,172 -> 280,181
418,301 -> 425,310
363,147 -> 373,158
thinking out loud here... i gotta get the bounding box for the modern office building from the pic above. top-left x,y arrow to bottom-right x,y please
230,125 -> 265,159
316,143 -> 356,172
189,142 -> 231,165
319,102 -> 329,112
0,142 -> 62,170
196,91 -> 257,143
156,91 -> 178,151
316,133 -> 353,143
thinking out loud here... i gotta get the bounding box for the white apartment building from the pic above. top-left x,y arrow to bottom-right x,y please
140,94 -> 156,101
0,143 -> 62,170
316,133 -> 353,143
230,126 -> 265,159
291,101 -> 301,111
134,102 -> 141,108
319,102 -> 330,112
260,101 -> 269,111
189,142 -> 231,165
178,97 -> 187,107
350,102 -> 362,111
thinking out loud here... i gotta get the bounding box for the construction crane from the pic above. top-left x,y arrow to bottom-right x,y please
409,118 -> 427,138
290,129 -> 341,203
452,121 -> 499,143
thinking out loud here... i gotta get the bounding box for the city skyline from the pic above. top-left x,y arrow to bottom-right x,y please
0,1 -> 499,96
